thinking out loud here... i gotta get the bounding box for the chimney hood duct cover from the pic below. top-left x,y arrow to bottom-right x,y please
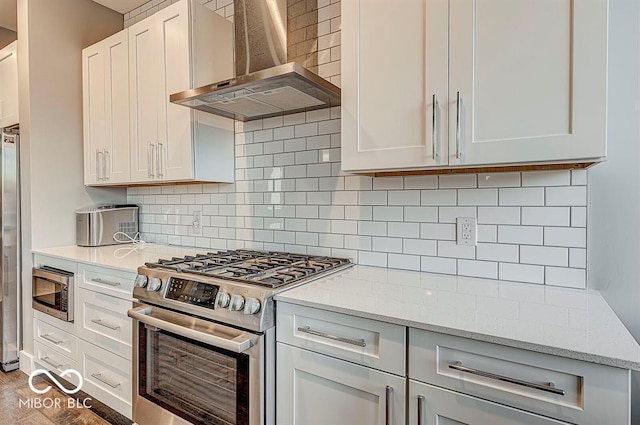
170,0 -> 340,122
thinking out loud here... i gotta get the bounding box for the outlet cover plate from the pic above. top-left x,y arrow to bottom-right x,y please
457,217 -> 477,246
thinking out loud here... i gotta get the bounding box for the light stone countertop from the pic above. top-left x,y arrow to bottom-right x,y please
275,265 -> 640,371
32,244 -> 204,273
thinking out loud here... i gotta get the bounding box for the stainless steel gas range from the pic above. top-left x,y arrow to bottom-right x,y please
127,249 -> 352,425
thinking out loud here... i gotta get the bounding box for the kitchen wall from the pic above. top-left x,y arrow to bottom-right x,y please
125,0 -> 589,288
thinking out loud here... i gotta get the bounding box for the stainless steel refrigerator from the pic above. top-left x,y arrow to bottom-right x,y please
0,125 -> 19,372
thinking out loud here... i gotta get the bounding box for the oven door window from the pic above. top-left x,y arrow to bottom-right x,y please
33,277 -> 62,309
139,322 -> 250,425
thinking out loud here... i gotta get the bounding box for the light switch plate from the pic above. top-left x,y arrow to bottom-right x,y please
192,210 -> 202,234
457,217 -> 477,246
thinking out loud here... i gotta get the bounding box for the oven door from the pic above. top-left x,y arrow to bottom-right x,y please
128,304 -> 270,425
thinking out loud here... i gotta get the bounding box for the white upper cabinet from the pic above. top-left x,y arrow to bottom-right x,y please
83,31 -> 130,185
0,41 -> 18,128
341,0 -> 608,173
129,0 -> 235,184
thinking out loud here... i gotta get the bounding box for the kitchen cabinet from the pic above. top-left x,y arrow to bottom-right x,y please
128,0 -> 234,184
82,30 -> 130,185
0,40 -> 18,128
276,303 -> 406,425
408,329 -> 630,425
409,381 -> 570,425
341,0 -> 608,173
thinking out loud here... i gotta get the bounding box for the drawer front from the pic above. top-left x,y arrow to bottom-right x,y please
409,380 -> 570,425
277,302 -> 405,375
408,329 -> 630,425
34,318 -> 78,360
77,263 -> 136,300
76,287 -> 132,360
33,341 -> 80,386
78,339 -> 132,419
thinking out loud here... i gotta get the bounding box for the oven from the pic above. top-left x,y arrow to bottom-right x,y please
32,266 -> 74,322
128,303 -> 275,425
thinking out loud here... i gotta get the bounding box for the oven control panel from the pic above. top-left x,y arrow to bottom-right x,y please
165,277 -> 220,309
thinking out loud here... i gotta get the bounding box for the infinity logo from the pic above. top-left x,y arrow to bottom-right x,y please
28,369 -> 84,395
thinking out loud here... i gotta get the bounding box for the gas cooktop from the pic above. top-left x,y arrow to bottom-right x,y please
144,249 -> 352,288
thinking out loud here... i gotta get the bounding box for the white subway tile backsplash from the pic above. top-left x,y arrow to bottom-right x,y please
498,263 -> 544,284
476,243 -> 519,263
544,227 -> 586,248
545,267 -> 586,289
129,2 -> 587,287
521,170 -> 571,187
546,186 -> 587,206
499,187 -> 544,206
520,246 -> 568,267
439,174 -> 477,189
458,189 -> 498,206
521,207 -> 570,226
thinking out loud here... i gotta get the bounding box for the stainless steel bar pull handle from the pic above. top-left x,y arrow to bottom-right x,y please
385,386 -> 393,425
432,94 -> 439,160
449,361 -> 566,395
91,372 -> 121,388
455,91 -> 462,159
95,149 -> 100,180
91,318 -> 121,330
41,333 -> 63,345
103,149 -> 109,180
147,143 -> 154,178
296,326 -> 366,347
157,142 -> 164,178
41,356 -> 63,369
90,277 -> 121,286
417,395 -> 425,425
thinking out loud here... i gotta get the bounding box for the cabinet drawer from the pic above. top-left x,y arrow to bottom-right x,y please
34,319 -> 78,360
409,329 -> 630,425
33,341 -> 80,386
76,287 -> 132,360
277,302 -> 405,375
409,380 -> 570,425
77,263 -> 136,300
78,339 -> 132,419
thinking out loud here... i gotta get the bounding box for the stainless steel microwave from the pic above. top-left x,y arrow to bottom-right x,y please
32,266 -> 74,322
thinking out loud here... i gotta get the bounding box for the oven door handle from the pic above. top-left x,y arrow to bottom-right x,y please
127,306 -> 258,353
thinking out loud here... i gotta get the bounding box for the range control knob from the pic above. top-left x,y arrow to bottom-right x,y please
147,277 -> 162,292
215,292 -> 230,309
243,297 -> 261,315
228,294 -> 245,312
134,274 -> 148,288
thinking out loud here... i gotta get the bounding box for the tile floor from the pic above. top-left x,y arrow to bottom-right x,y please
0,370 -> 127,424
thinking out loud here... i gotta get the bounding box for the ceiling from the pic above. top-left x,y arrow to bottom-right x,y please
0,0 -> 151,30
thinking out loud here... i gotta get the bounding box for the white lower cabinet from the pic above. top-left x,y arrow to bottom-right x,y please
277,343 -> 406,425
409,381 -> 570,425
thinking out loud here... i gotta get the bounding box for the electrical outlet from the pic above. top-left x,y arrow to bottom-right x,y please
457,217 -> 477,246
192,210 -> 202,234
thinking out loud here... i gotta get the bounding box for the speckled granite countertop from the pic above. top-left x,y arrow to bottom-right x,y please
275,265 -> 640,370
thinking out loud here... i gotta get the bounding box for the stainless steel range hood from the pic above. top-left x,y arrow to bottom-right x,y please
170,0 -> 340,122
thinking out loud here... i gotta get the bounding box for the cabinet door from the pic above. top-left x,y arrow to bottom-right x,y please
277,343 -> 405,425
82,41 -> 107,185
0,41 -> 18,128
409,380 -> 570,425
449,0 -> 607,166
155,0 -> 194,181
129,17 -> 159,182
103,31 -> 130,184
341,0 -> 448,172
